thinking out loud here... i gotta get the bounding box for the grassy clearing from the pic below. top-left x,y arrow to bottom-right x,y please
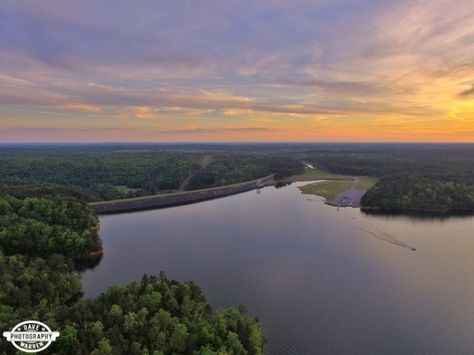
298,180 -> 353,200
286,168 -> 378,192
356,176 -> 378,190
284,168 -> 350,182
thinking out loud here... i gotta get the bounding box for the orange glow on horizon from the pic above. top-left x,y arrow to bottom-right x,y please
0,1 -> 473,143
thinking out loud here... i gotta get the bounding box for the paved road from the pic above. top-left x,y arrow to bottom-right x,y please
327,177 -> 366,208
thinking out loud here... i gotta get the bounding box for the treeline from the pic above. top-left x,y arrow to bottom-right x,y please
0,185 -> 101,258
188,155 -> 303,190
0,152 -> 200,200
58,275 -> 263,354
361,175 -> 474,212
0,185 -> 264,354
304,148 -> 474,212
4,143 -> 472,212
0,147 -> 304,201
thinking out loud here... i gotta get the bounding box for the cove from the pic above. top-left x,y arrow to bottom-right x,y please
82,182 -> 474,355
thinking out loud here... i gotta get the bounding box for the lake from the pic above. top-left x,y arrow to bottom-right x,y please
82,182 -> 474,355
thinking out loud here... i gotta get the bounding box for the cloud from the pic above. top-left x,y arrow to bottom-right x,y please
459,85 -> 474,97
0,76 -> 442,119
155,127 -> 273,134
0,0 -> 473,141
272,77 -> 384,95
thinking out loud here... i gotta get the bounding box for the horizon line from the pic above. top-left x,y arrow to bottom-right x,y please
1,141 -> 474,145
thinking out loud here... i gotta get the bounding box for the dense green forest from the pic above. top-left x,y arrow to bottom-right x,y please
0,189 -> 101,258
1,143 -> 473,212
188,155 -> 303,190
0,152 -> 201,200
0,185 -> 264,354
0,143 -> 472,352
303,147 -> 474,212
0,146 -> 303,201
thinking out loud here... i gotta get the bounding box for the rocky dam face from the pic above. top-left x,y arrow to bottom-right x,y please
90,175 -> 275,214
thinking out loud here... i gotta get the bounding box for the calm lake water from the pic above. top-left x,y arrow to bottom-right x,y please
82,182 -> 474,355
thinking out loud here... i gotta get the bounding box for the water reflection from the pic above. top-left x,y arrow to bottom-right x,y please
83,183 -> 474,355
361,208 -> 474,221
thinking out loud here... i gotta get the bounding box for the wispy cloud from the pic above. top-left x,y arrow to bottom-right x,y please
155,127 -> 272,134
459,84 -> 474,97
0,0 -> 473,142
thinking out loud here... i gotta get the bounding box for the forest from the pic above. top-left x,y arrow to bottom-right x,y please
0,184 -> 265,354
302,145 -> 474,212
0,146 -> 303,201
187,155 -> 303,190
0,151 -> 201,200
1,143 -> 473,352
1,143 -> 473,212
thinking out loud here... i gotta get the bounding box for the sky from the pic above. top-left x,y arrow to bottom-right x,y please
0,0 -> 473,142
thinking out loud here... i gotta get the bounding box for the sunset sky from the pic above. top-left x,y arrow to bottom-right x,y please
1,0 -> 473,142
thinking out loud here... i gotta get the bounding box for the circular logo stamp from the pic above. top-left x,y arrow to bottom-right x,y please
3,320 -> 60,353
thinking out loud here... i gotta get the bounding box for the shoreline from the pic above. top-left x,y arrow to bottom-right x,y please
361,206 -> 474,215
89,174 -> 274,214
